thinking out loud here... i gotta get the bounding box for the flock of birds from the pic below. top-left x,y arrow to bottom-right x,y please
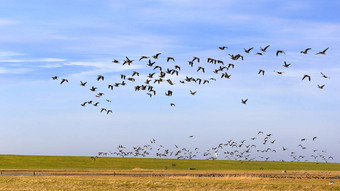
93,131 -> 334,163
52,45 -> 331,114
51,45 -> 335,163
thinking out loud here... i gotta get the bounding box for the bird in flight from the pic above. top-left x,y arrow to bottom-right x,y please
80,81 -> 87,86
219,46 -> 228,50
302,74 -> 311,81
260,45 -> 270,52
313,136 -> 317,141
97,75 -> 104,81
167,57 -> 175,62
276,50 -> 285,56
320,72 -> 330,79
60,78 -> 68,85
283,61 -> 290,68
315,47 -> 329,55
300,48 -> 311,54
52,76 -> 58,80
170,103 -> 175,107
244,47 -> 253,53
190,90 -> 197,95
241,99 -> 248,104
317,84 -> 325,89
258,69 -> 265,75
152,53 -> 161,59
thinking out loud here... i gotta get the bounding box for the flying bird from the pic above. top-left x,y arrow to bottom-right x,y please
300,48 -> 311,54
80,81 -> 87,86
260,45 -> 270,52
315,47 -> 329,55
258,69 -> 265,75
302,74 -> 311,81
219,46 -> 228,50
241,99 -> 248,104
97,75 -> 104,81
276,50 -> 285,56
60,79 -> 68,85
244,47 -> 254,53
52,76 -> 58,80
320,72 -> 330,79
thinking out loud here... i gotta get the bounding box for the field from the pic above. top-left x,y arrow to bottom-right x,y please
0,155 -> 339,190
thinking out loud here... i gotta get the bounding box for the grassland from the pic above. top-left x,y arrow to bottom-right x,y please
1,155 -> 339,171
1,155 -> 339,190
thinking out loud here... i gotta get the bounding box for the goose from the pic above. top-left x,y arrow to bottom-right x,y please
139,56 -> 149,61
260,45 -> 270,52
300,48 -> 311,54
170,103 -> 175,107
219,46 -> 228,50
97,75 -> 104,81
81,102 -> 87,107
244,47 -> 254,53
108,84 -> 113,90
152,53 -> 161,59
190,90 -> 197,95
315,47 -> 329,55
120,74 -> 126,80
255,52 -> 264,55
100,108 -> 107,112
112,59 -> 119,63
302,74 -> 311,81
107,110 -> 112,114
312,136 -> 317,141
317,84 -> 325,89
192,56 -> 200,63
147,60 -> 155,67
276,50 -> 285,56
174,65 -> 181,70
60,78 -> 68,85
80,81 -> 87,86
93,102 -> 99,106
52,76 -> 58,80
258,69 -> 265,75
197,66 -> 205,73
167,57 -> 175,62
132,71 -> 139,77
320,72 -> 330,79
283,61 -> 290,68
241,99 -> 248,104
90,86 -> 97,92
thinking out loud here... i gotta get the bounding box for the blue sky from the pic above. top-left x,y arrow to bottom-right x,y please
0,0 -> 339,162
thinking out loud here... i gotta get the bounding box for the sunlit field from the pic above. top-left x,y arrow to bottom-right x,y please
0,155 -> 339,190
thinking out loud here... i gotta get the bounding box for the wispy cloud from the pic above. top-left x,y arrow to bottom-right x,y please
0,67 -> 33,74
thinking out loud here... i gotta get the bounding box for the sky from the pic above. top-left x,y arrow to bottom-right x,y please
0,0 -> 339,162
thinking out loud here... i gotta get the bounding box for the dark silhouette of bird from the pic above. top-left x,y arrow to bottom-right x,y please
80,81 -> 87,86
139,56 -> 149,61
219,46 -> 228,50
90,86 -> 97,92
320,72 -> 330,79
107,110 -> 112,114
108,84 -> 114,90
241,99 -> 248,104
276,50 -> 285,56
300,48 -> 311,54
192,57 -> 200,63
197,67 -> 205,73
170,103 -> 175,107
244,47 -> 253,53
302,74 -> 311,81
313,137 -> 317,141
81,102 -> 87,107
132,71 -> 139,77
52,76 -> 58,80
260,45 -> 270,52
255,52 -> 264,55
152,53 -> 161,59
112,59 -> 119,63
258,69 -> 265,75
167,57 -> 175,62
317,84 -> 325,89
315,47 -> 329,55
97,75 -> 104,81
60,79 -> 68,85
257,131 -> 263,135
101,108 -> 107,112
274,71 -> 284,75
190,90 -> 197,95
283,61 -> 290,68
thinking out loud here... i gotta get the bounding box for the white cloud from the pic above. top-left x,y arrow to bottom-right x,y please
0,58 -> 66,63
0,67 -> 33,74
0,18 -> 15,26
